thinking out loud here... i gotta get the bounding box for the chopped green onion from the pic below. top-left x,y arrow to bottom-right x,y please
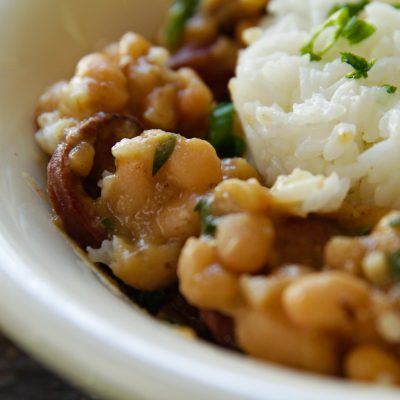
301,7 -> 376,61
301,43 -> 322,62
233,135 -> 246,158
152,134 -> 177,176
387,250 -> 400,280
301,8 -> 350,61
389,217 -> 400,228
383,84 -> 398,94
341,16 -> 376,44
357,226 -> 372,236
194,196 -> 217,236
328,0 -> 369,17
164,0 -> 199,49
393,4 -> 400,9
101,217 -> 114,233
207,103 -> 246,158
341,52 -> 376,79
165,318 -> 183,326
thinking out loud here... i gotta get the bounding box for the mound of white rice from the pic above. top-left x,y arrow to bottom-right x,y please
232,0 -> 400,213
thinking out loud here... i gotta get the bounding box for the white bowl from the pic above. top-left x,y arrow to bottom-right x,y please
0,1 -> 399,399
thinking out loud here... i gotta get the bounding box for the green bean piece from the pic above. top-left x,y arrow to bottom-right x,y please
164,0 -> 199,49
207,103 -> 246,158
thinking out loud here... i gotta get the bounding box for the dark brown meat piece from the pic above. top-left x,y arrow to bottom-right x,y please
168,43 -> 237,102
272,216 -> 345,269
47,113 -> 142,248
48,140 -> 106,248
158,294 -> 212,338
200,310 -> 237,349
158,294 -> 237,349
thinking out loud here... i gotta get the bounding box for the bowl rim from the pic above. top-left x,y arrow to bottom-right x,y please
1,231 -> 400,400
0,0 -> 399,398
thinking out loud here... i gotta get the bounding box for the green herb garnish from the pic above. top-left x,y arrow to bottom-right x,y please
152,134 -> 177,176
207,102 -> 246,158
383,84 -> 398,94
101,217 -> 114,233
341,52 -> 376,79
357,226 -> 372,236
128,288 -> 170,312
164,0 -> 199,49
387,250 -> 400,280
301,8 -> 375,61
389,217 -> 400,228
328,0 -> 369,17
393,4 -> 400,9
165,318 -> 184,326
194,196 -> 217,236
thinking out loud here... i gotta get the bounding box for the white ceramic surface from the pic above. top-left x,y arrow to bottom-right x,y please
0,1 -> 399,399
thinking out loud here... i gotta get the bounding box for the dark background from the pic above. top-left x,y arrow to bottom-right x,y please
0,334 -> 93,400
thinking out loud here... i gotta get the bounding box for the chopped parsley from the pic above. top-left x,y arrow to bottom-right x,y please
101,217 -> 114,233
383,84 -> 398,94
152,134 -> 177,177
341,52 -> 376,79
164,0 -> 199,49
207,102 -> 246,158
328,0 -> 369,17
387,250 -> 400,280
194,196 -> 217,236
301,7 -> 375,61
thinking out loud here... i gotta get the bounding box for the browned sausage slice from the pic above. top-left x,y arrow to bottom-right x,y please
48,113 -> 142,248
